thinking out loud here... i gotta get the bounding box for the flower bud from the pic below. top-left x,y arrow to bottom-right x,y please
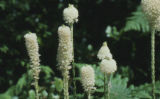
97,42 -> 112,60
100,59 -> 117,74
141,0 -> 160,30
63,4 -> 79,24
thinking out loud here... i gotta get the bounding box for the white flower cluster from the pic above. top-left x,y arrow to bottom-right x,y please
63,4 -> 79,24
97,42 -> 112,60
141,0 -> 160,30
24,32 -> 41,80
155,17 -> 160,31
98,42 -> 117,74
100,59 -> 117,74
57,25 -> 73,70
81,65 -> 96,92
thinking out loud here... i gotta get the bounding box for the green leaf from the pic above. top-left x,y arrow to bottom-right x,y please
28,90 -> 36,99
40,65 -> 54,79
0,45 -> 9,53
132,81 -> 160,98
105,25 -> 120,40
0,94 -> 11,99
123,6 -> 150,33
41,90 -> 48,98
0,1 -> 6,10
54,77 -> 63,93
15,74 -> 27,94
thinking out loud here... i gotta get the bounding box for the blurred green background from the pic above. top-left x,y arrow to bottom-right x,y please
1,0 -> 160,98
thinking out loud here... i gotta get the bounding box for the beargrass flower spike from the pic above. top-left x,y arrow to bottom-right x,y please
141,0 -> 160,98
81,65 -> 96,99
97,42 -> 112,60
141,0 -> 160,30
57,25 -> 73,69
63,4 -> 79,24
24,32 -> 40,99
97,41 -> 117,99
63,4 -> 79,98
100,59 -> 117,99
57,25 -> 72,99
155,16 -> 160,31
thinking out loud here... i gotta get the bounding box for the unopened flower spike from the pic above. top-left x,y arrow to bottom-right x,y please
97,42 -> 112,60
141,0 -> 160,30
63,4 -> 79,24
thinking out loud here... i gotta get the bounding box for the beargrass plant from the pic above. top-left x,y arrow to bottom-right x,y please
80,65 -> 96,99
57,25 -> 72,99
56,4 -> 78,99
141,0 -> 160,98
24,32 -> 41,99
63,4 -> 79,98
97,42 -> 117,99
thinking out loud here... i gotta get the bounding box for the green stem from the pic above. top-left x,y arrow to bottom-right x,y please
63,70 -> 69,99
70,24 -> 74,54
35,79 -> 39,99
151,29 -> 156,99
88,91 -> 91,99
104,74 -> 107,99
70,23 -> 77,99
72,62 -> 76,98
107,75 -> 111,99
63,73 -> 65,99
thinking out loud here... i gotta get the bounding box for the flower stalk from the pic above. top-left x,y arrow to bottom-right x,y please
88,91 -> 91,99
104,74 -> 107,99
141,0 -> 160,98
63,69 -> 69,99
107,75 -> 111,99
97,42 -> 117,99
63,4 -> 78,98
57,25 -> 72,99
35,80 -> 39,99
151,29 -> 155,99
70,23 -> 77,99
24,33 -> 41,99
104,74 -> 111,99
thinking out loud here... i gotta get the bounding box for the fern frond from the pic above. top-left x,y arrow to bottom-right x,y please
123,6 -> 150,33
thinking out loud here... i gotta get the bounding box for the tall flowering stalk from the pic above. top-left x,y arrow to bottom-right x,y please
151,29 -> 156,99
24,32 -> 41,99
97,42 -> 117,99
80,65 -> 96,99
57,25 -> 72,99
141,0 -> 160,98
63,4 -> 79,98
